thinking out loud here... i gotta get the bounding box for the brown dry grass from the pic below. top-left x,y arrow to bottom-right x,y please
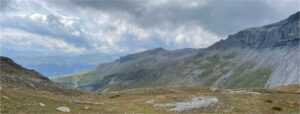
1,83 -> 299,113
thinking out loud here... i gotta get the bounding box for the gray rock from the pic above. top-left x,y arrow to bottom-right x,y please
2,96 -> 9,99
39,103 -> 46,106
84,105 -> 89,110
56,107 -> 70,112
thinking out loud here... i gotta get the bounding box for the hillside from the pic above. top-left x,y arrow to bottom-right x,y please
165,11 -> 299,89
51,48 -> 199,90
0,56 -> 49,80
51,12 -> 300,92
1,48 -> 299,114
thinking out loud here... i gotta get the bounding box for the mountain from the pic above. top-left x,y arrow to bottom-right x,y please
1,13 -> 300,114
51,12 -> 300,91
11,53 -> 120,77
1,57 -> 299,113
0,56 -> 49,80
51,48 -> 199,90
0,56 -> 85,92
164,11 -> 300,89
178,12 -> 300,88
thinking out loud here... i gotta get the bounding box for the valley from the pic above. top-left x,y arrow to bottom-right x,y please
0,4 -> 299,113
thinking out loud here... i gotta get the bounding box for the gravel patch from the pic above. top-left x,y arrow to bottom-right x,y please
154,96 -> 218,112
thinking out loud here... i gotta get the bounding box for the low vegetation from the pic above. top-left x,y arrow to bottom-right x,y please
225,62 -> 272,88
1,81 -> 299,113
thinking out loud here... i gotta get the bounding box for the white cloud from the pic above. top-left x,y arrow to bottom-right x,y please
71,31 -> 80,36
0,28 -> 86,54
59,15 -> 78,27
29,13 -> 48,24
152,25 -> 220,48
4,0 -> 296,56
1,0 -> 222,56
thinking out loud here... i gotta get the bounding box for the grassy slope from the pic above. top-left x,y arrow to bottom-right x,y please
0,56 -> 49,80
1,82 -> 299,113
168,50 -> 275,89
51,51 -> 275,91
50,70 -> 91,87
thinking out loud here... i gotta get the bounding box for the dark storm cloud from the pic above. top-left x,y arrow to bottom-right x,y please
49,0 -> 299,36
0,0 -> 10,10
71,0 -> 143,15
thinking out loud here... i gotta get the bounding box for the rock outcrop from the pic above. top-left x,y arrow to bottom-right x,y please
209,11 -> 299,50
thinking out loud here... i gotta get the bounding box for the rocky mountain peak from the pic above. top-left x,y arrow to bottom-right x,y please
209,12 -> 300,50
286,11 -> 300,23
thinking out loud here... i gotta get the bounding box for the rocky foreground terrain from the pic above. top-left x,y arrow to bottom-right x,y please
1,56 -> 300,113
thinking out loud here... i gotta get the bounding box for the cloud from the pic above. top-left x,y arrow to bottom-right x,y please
0,28 -> 86,54
29,13 -> 48,24
71,31 -> 80,36
52,0 -> 299,35
1,0 -> 298,57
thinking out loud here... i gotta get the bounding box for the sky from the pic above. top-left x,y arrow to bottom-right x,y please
0,0 -> 299,57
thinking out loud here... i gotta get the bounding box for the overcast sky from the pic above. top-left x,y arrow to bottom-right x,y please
0,0 -> 299,57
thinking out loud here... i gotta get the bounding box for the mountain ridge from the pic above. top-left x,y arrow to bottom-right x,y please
51,12 -> 300,91
208,11 -> 299,50
0,56 -> 49,81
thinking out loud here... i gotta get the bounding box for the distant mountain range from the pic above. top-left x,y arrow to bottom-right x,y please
51,12 -> 300,91
11,53 -> 121,77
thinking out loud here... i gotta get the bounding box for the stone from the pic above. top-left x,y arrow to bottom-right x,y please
84,105 -> 89,110
145,100 -> 155,103
56,107 -> 70,112
2,96 -> 9,99
39,103 -> 46,106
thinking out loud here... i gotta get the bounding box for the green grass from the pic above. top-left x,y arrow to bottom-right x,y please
225,62 -> 273,89
194,55 -> 235,87
222,52 -> 237,59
